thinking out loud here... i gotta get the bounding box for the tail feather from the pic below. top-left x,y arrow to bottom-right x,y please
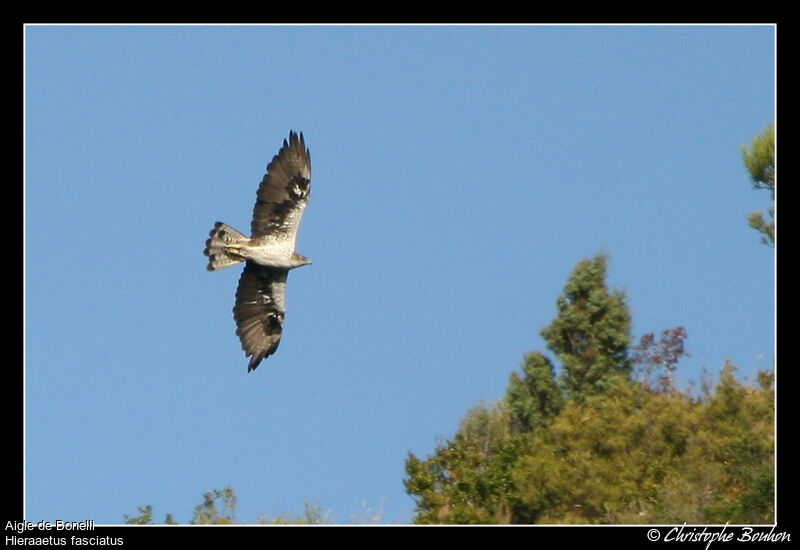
204,222 -> 248,271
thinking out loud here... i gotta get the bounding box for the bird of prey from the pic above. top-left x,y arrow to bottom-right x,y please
204,131 -> 312,372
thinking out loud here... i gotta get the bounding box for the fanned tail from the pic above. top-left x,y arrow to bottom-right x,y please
204,222 -> 248,271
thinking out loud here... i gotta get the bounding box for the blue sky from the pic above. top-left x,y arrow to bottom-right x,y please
24,25 -> 775,525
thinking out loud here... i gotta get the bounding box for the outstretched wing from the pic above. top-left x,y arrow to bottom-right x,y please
251,131 -> 311,242
233,262 -> 288,372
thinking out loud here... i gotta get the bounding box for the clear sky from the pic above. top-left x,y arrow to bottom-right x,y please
24,24 -> 775,525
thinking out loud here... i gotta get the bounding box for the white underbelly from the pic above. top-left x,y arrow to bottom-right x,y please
240,238 -> 298,269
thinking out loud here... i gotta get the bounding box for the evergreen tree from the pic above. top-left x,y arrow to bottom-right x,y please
742,123 -> 775,246
404,252 -> 633,523
540,254 -> 632,398
505,352 -> 564,434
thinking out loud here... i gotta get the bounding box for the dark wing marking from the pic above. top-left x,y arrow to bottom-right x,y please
233,262 -> 289,372
251,130 -> 311,240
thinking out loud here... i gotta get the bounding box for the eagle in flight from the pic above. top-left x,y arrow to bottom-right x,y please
204,131 -> 312,372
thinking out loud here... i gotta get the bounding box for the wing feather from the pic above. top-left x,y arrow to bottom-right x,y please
233,262 -> 289,372
251,131 -> 311,241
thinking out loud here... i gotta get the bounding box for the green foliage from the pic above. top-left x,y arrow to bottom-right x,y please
512,378 -> 698,523
405,363 -> 774,524
506,352 -> 564,434
742,123 -> 775,246
404,253 -> 774,525
541,254 -> 632,398
258,501 -> 332,525
403,345 -> 569,524
403,403 -> 522,524
190,487 -> 237,524
124,488 -> 333,525
123,505 -> 176,525
685,362 -> 775,523
123,505 -> 153,525
405,252 -> 635,523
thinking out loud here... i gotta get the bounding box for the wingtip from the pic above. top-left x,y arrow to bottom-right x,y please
247,356 -> 263,373
246,347 -> 271,372
245,339 -> 282,372
287,129 -> 305,147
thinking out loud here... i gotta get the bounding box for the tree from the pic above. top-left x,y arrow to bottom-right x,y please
258,501 -> 332,525
510,364 -> 774,524
511,378 -> 698,523
505,352 -> 564,434
689,362 -> 774,523
403,402 -> 521,524
742,123 -> 775,246
540,253 -> 633,399
404,253 -> 773,524
124,505 -> 176,525
404,252 -> 633,523
631,327 -> 690,394
190,487 -> 237,525
124,488 -> 333,525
